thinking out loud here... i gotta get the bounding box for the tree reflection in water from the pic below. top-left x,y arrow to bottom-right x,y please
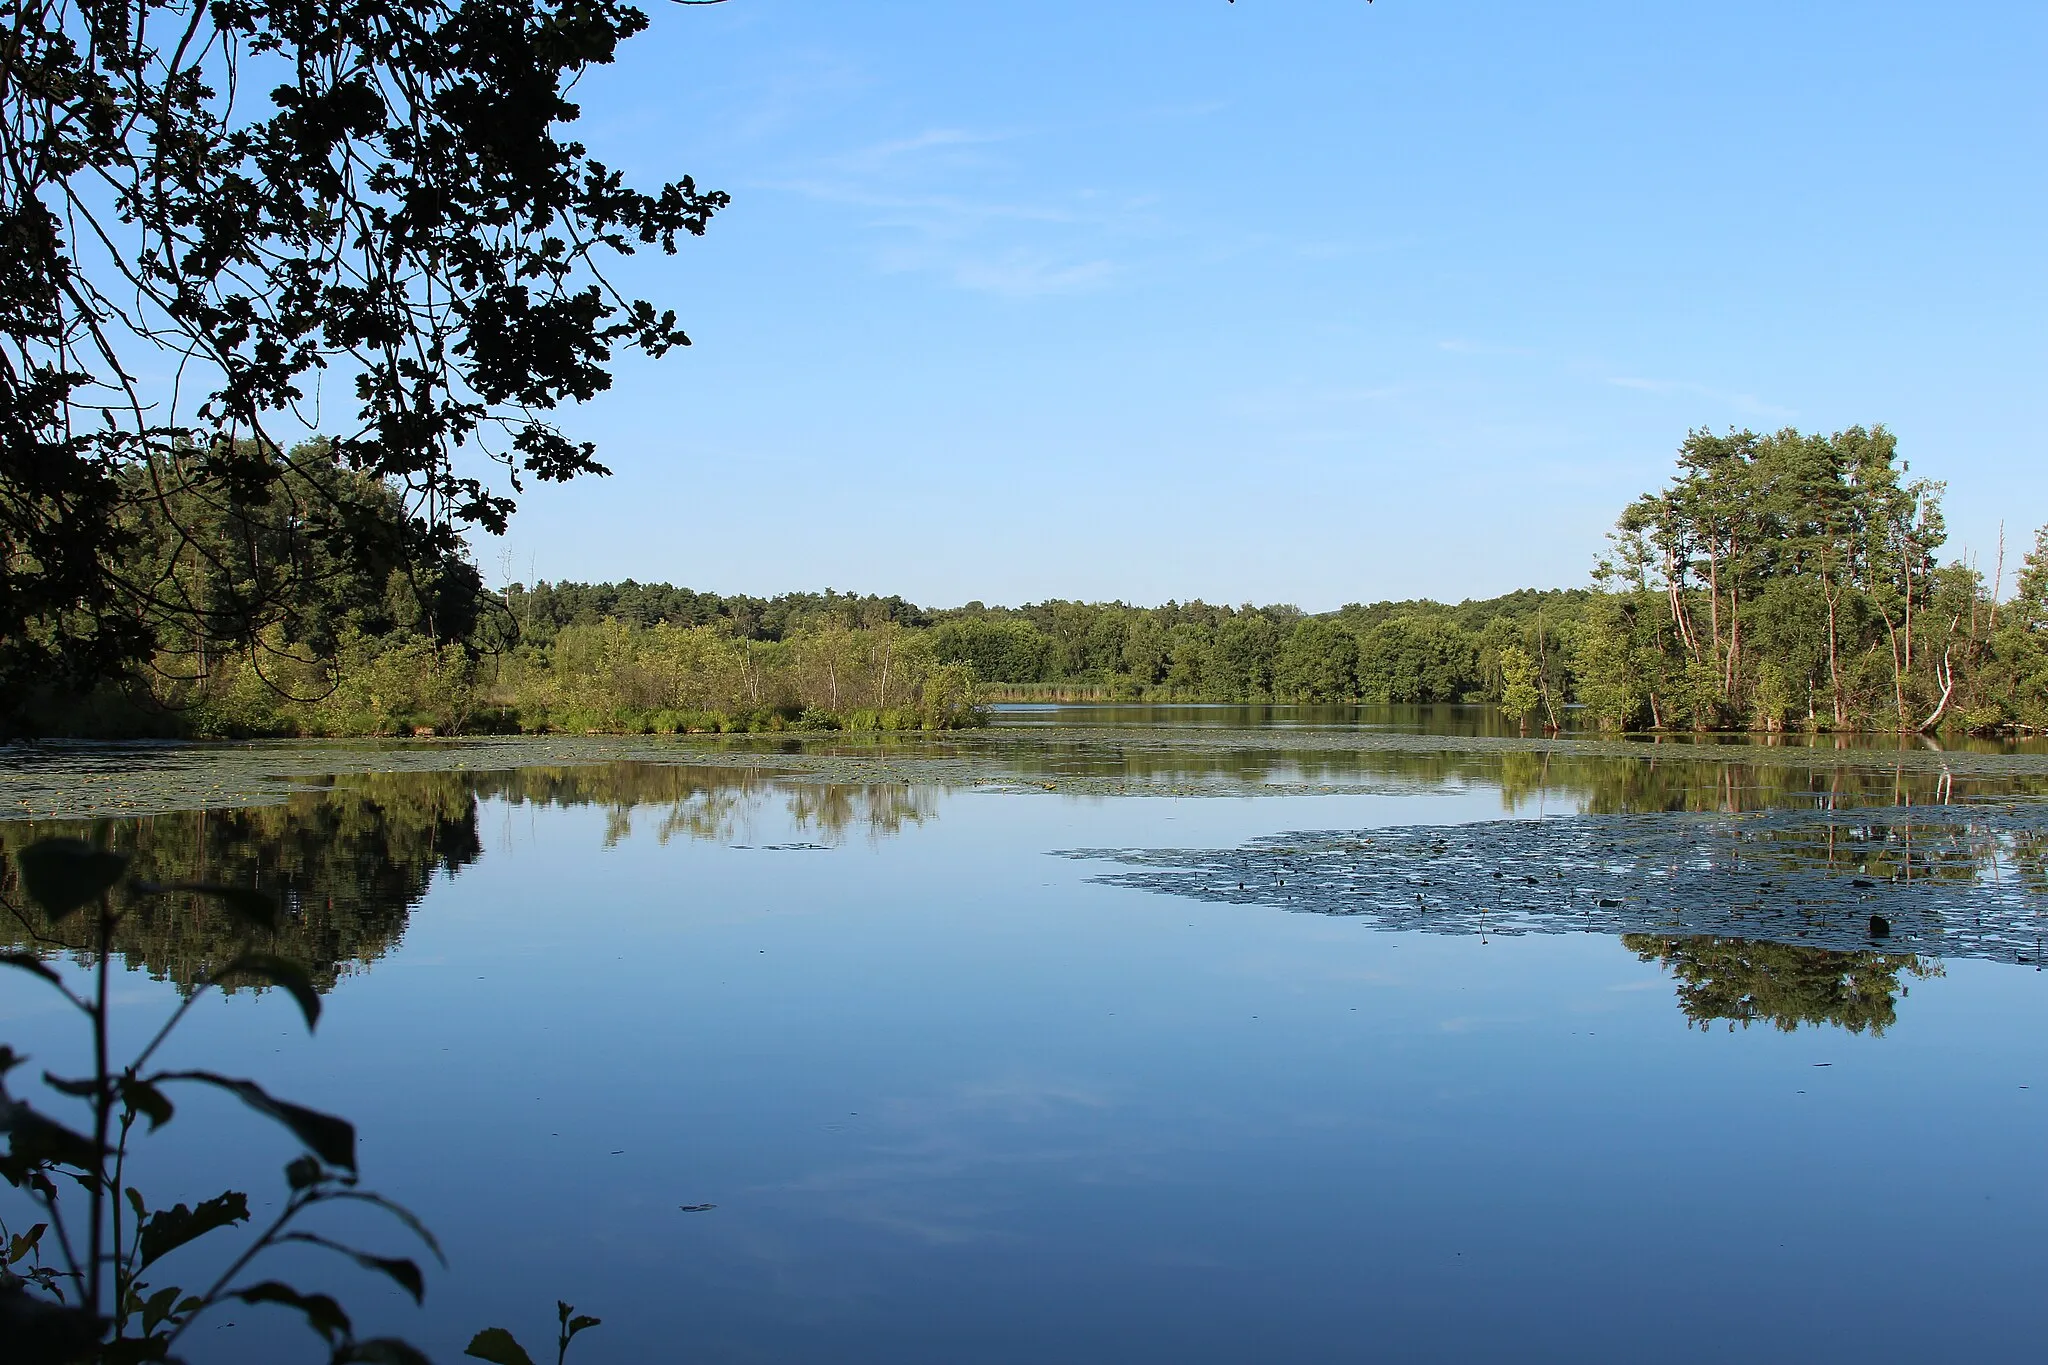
0,772 -> 480,991
1622,935 -> 1944,1035
3,756 -> 2038,1036
458,764 -> 937,847
0,765 -> 936,992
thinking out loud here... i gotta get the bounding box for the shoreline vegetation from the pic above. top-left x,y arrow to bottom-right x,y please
12,424 -> 2048,742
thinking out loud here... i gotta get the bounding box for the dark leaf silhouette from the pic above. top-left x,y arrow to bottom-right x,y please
218,953 -> 322,1032
139,1191 -> 251,1270
0,954 -> 65,991
231,1280 -> 352,1344
280,1232 -> 425,1303
339,1340 -> 438,1365
1,1109 -> 100,1173
117,1076 -> 176,1131
16,840 -> 126,922
157,1072 -> 356,1171
464,1326 -> 538,1365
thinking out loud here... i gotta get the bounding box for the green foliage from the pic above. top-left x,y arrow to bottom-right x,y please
1973,528 -> 2048,731
314,634 -> 483,738
2010,528 -> 2048,628
1586,426 -> 2041,733
924,591 -> 1586,710
918,662 -> 986,730
1353,615 -> 1476,704
1274,619 -> 1359,702
1203,615 -> 1280,700
930,617 -> 1057,684
505,582 -> 926,647
493,618 -> 982,734
1497,645 -> 1541,725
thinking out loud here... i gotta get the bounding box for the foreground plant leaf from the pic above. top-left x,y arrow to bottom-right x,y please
1,1108 -> 101,1173
464,1326 -> 538,1365
280,1231 -> 424,1303
217,953 -> 322,1031
16,839 -> 126,923
340,1340 -> 436,1365
156,1072 -> 355,1172
139,1191 -> 250,1270
231,1280 -> 351,1344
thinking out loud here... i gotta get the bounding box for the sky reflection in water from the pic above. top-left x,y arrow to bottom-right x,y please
2,728 -> 2046,1364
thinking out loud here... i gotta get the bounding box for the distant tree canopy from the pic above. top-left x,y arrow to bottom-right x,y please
128,440 -> 485,677
504,583 -> 930,646
493,581 -> 1586,711
0,0 -> 723,731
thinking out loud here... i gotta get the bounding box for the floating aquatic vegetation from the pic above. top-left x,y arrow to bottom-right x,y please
1063,802 -> 2048,966
5,728 -> 2047,821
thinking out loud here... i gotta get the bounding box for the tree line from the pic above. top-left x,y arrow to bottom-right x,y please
8,426 -> 2047,738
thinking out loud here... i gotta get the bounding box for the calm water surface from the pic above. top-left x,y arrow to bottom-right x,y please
3,710 -> 2047,1363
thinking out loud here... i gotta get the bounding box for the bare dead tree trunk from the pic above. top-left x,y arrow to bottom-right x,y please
1881,610 -> 1907,731
1705,547 -> 1723,678
1918,643 -> 1957,734
1903,555 -> 1914,672
1724,575 -> 1741,698
1666,547 -> 1700,660
1990,522 -> 2006,633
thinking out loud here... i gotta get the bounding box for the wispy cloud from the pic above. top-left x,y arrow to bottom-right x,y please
946,252 -> 1114,297
826,127 -> 1009,175
1604,375 -> 1796,419
1436,338 -> 1541,357
705,49 -> 872,147
1221,382 -> 1404,424
764,121 -> 1153,298
770,180 -> 1090,229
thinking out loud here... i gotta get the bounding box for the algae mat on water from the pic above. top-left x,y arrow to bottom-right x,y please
1066,801 -> 2048,967
4,728 -> 2048,821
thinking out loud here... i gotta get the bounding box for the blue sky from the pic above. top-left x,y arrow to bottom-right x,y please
494,0 -> 2046,610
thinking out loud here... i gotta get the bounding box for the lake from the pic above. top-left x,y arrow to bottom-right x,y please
5,706 -> 2048,1363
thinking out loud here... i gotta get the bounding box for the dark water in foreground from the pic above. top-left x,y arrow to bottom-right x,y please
3,710 -> 2047,1363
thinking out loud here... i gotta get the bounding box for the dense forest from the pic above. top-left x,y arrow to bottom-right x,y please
9,426 -> 2048,739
